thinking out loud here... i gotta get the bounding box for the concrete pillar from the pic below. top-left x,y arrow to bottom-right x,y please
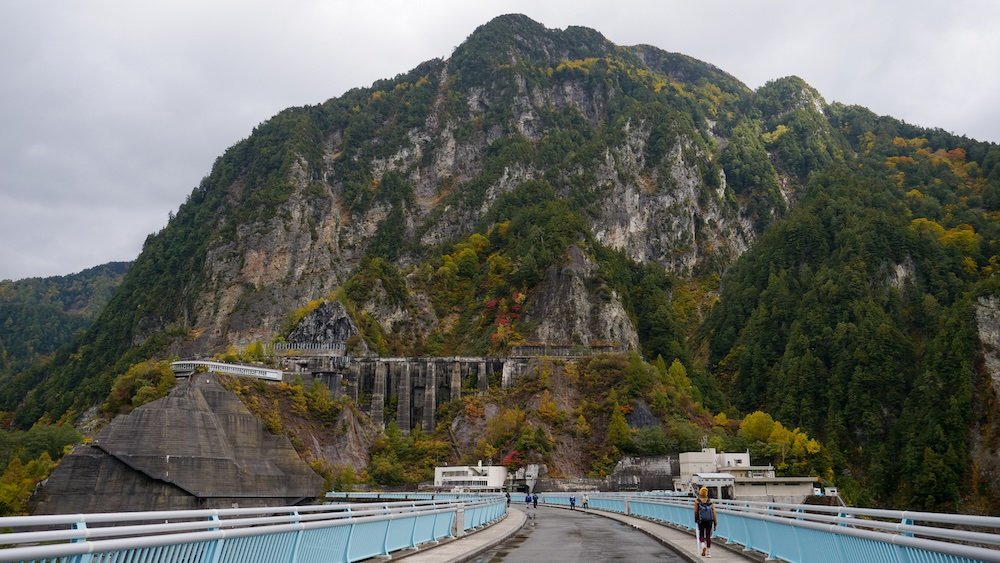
332,373 -> 343,399
349,362 -> 360,403
451,361 -> 461,400
424,361 -> 436,431
397,362 -> 411,434
501,361 -> 512,389
478,361 -> 488,394
372,361 -> 386,428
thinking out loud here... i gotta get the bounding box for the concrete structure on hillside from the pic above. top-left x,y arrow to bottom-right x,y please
249,298 -> 634,435
434,462 -> 507,493
31,373 -> 324,514
673,448 -> 819,504
277,350 -> 620,434
607,455 -> 679,491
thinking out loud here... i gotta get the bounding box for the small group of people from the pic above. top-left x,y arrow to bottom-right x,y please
567,493 -> 589,510
694,487 -> 717,558
524,493 -> 538,508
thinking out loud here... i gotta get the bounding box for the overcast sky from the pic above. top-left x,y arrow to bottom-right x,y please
2,1 -> 998,282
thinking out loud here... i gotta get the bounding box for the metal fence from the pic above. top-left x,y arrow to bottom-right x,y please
540,493 -> 1000,563
272,343 -> 347,355
0,497 -> 507,563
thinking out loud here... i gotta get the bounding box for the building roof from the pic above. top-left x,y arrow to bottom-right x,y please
733,476 -> 819,483
693,472 -> 736,480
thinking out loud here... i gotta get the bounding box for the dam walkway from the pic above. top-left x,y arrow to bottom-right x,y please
0,493 -> 997,562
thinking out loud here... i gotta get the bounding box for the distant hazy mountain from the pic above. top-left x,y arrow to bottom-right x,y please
0,262 -> 129,379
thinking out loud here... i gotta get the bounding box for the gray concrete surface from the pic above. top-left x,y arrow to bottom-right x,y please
399,505 -> 758,562
33,373 -> 323,514
472,506 -> 685,562
397,507 -> 528,563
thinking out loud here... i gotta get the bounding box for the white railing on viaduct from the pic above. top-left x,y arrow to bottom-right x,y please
170,360 -> 283,381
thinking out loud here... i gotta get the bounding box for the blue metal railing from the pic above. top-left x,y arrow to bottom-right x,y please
0,496 -> 507,563
539,493 -> 1000,563
324,492 -> 508,532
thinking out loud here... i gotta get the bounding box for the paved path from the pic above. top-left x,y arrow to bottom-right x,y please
397,506 -> 757,563
472,506 -> 685,562
564,506 -> 758,562
397,507 -> 528,563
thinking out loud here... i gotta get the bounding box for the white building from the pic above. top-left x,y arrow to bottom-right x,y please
434,461 -> 507,492
674,448 -> 819,504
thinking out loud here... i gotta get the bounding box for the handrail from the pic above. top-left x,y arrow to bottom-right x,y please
170,360 -> 283,381
539,493 -> 1000,562
0,496 -> 507,563
273,342 -> 347,353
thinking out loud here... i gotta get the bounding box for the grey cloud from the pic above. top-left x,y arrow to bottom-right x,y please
1,0 -> 997,281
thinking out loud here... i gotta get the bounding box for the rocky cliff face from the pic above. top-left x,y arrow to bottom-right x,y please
289,300 -> 368,355
973,296 -> 1000,507
527,245 -> 638,347
165,15 -> 769,356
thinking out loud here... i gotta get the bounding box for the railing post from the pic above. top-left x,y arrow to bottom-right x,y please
343,507 -> 354,562
206,514 -> 224,563
794,507 -> 804,563
427,502 -> 441,544
624,498 -> 630,516
381,503 -> 392,556
901,516 -> 915,537
408,502 -> 418,549
454,505 -> 465,537
69,521 -> 92,563
287,510 -> 303,563
742,503 -> 754,554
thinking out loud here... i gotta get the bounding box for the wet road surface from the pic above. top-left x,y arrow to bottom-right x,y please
473,506 -> 686,562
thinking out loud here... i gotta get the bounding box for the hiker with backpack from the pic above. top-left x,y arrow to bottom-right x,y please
694,487 -> 717,558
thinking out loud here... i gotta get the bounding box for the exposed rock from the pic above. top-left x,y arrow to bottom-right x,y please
527,245 -> 639,348
972,295 -> 1000,509
592,127 -> 753,276
976,296 -> 1000,397
885,257 -> 917,291
33,374 -> 324,514
316,406 -> 377,469
289,300 -> 365,352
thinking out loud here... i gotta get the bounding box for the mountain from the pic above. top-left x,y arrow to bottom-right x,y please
0,262 -> 129,385
4,14 -> 1000,512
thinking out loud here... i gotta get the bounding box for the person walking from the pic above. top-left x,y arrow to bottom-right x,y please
569,495 -> 576,510
505,491 -> 510,507
532,493 -> 538,508
525,493 -> 532,509
582,493 -> 589,509
693,487 -> 717,558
